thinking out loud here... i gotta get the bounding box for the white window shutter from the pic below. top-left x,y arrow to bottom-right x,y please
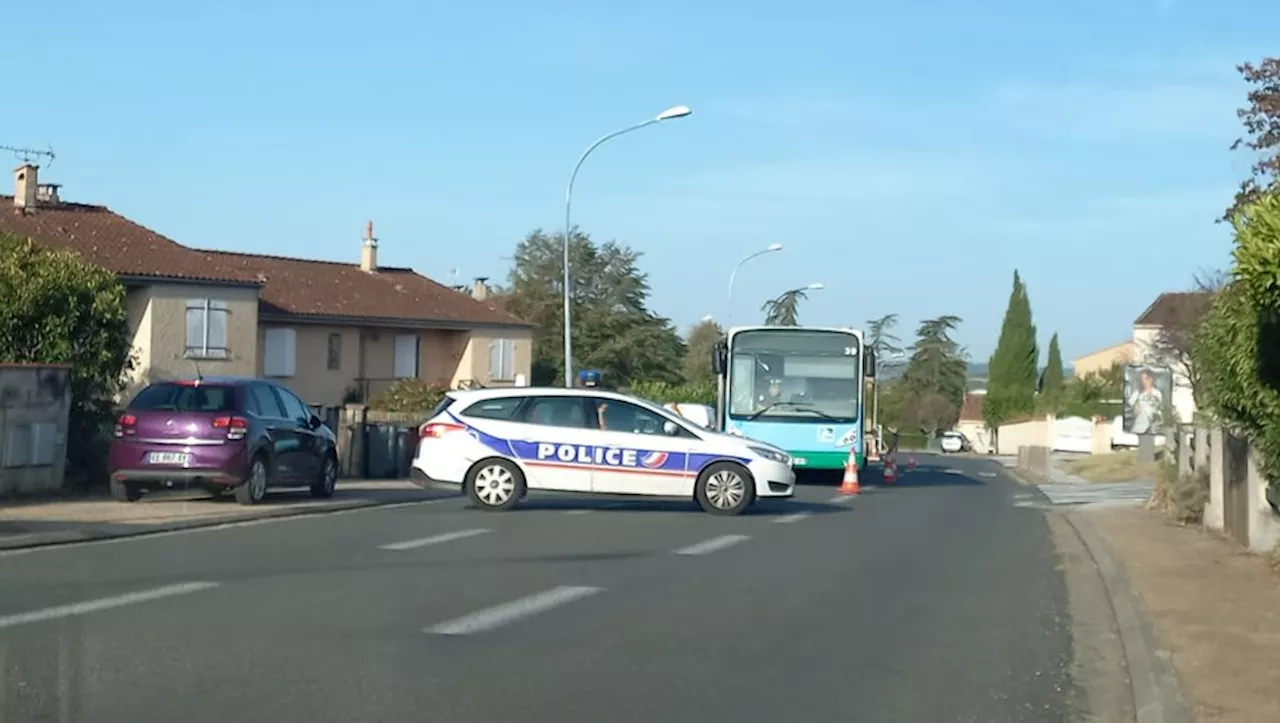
263,328 -> 296,377
488,340 -> 501,379
394,335 -> 418,378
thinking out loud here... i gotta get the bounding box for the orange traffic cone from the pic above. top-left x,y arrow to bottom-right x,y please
839,457 -> 861,495
907,455 -> 917,471
883,460 -> 898,484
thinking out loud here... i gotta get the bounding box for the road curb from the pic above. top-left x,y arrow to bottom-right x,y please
0,493 -> 450,553
1062,510 -> 1193,723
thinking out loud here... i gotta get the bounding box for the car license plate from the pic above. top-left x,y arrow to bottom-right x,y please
792,457 -> 808,466
148,452 -> 190,465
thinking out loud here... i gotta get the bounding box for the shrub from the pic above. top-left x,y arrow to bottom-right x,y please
369,379 -> 449,413
625,379 -> 717,406
0,233 -> 133,488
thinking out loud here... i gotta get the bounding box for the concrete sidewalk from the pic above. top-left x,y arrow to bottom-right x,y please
1084,506 -> 1280,723
0,480 -> 446,551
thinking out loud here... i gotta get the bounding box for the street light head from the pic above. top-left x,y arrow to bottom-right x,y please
765,243 -> 783,252
656,105 -> 693,121
807,282 -> 825,290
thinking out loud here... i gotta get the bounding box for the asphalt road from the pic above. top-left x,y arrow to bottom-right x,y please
0,456 -> 1096,723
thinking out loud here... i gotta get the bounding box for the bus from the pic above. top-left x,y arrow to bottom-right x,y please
712,326 -> 876,472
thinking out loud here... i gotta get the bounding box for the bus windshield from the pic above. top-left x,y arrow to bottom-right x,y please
727,329 -> 861,422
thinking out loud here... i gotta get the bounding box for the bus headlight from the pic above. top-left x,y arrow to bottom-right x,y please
749,445 -> 789,464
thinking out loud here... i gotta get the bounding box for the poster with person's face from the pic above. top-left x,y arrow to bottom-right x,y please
1122,364 -> 1173,435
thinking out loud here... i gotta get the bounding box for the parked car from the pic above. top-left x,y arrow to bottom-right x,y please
939,430 -> 970,453
108,376 -> 339,505
411,387 -> 795,515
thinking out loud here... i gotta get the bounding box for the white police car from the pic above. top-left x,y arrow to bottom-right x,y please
411,387 -> 795,515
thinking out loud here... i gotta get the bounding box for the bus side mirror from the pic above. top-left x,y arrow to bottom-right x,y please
864,349 -> 877,379
711,339 -> 727,375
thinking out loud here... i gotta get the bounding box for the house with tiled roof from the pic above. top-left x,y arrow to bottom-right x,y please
1132,291 -> 1212,424
2,163 -> 533,406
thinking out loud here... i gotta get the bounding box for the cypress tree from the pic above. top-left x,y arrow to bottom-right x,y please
985,271 -> 1039,428
1041,332 -> 1065,410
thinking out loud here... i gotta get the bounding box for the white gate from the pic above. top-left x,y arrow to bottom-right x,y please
1053,416 -> 1093,453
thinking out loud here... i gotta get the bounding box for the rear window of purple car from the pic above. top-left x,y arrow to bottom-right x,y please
129,383 -> 238,413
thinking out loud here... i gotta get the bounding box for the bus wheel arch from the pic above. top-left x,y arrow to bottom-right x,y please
693,460 -> 755,516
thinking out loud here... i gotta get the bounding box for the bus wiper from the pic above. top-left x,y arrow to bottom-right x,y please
747,401 -> 837,421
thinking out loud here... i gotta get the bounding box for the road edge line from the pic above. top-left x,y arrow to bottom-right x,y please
1062,510 -> 1193,723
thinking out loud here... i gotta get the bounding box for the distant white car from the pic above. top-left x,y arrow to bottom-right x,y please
940,431 -> 966,453
411,387 -> 795,515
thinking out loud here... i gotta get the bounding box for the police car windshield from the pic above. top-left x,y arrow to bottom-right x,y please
727,329 -> 860,422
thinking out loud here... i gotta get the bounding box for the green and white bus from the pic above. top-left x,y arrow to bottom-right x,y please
713,325 -> 876,472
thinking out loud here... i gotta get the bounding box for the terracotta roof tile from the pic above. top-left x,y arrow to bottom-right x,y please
1133,292 -> 1213,327
0,196 -> 530,328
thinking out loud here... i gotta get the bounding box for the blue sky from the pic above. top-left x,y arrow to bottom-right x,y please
3,0 -> 1274,361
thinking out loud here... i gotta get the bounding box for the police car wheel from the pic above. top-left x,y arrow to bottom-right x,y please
694,462 -> 754,516
465,458 -> 525,511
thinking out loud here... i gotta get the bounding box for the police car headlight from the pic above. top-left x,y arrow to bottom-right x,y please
748,445 -> 789,464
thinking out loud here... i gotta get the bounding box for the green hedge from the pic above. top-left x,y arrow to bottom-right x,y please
625,379 -> 717,406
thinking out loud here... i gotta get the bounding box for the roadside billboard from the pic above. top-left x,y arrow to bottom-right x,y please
1122,364 -> 1173,435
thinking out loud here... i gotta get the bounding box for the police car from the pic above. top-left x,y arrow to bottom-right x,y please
411,387 -> 795,515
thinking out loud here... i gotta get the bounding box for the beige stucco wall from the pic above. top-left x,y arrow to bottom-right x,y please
456,329 -> 533,387
254,324 -> 529,406
130,283 -> 260,388
1072,341 -> 1134,378
121,287 -> 153,399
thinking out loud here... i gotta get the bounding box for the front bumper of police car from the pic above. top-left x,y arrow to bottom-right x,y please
744,444 -> 796,497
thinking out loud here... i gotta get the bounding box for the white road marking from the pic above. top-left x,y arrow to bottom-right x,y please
979,471 -> 998,478
379,528 -> 490,551
564,509 -> 592,515
0,582 -> 219,629
944,469 -> 966,475
0,497 -> 457,558
827,495 -> 856,504
773,512 -> 812,524
424,586 -> 604,635
674,534 -> 752,556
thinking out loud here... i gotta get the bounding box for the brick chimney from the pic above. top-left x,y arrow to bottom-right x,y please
471,277 -> 489,301
13,164 -> 37,210
360,220 -> 378,273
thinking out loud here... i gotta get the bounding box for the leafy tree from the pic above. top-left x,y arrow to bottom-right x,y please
761,288 -> 810,326
985,270 -> 1038,428
1226,57 -> 1280,221
682,318 -> 723,385
1197,193 -> 1280,486
0,232 -> 134,485
1060,363 -> 1124,420
501,228 -> 685,387
897,315 -> 968,435
1039,332 -> 1065,411
1148,270 -> 1225,406
865,313 -> 904,363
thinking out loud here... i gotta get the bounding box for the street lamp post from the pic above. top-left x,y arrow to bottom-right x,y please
726,244 -> 783,328
562,104 -> 692,388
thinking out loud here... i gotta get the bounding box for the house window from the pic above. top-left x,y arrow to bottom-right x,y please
327,333 -> 342,371
263,328 -> 297,377
394,334 -> 419,378
185,299 -> 230,359
489,339 -> 516,381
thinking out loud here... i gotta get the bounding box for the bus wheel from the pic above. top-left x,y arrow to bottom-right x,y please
695,462 -> 755,516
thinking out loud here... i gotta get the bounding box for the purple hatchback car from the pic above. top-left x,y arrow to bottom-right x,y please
108,377 -> 339,505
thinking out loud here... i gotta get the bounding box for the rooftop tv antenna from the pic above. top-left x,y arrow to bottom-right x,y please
0,144 -> 56,167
